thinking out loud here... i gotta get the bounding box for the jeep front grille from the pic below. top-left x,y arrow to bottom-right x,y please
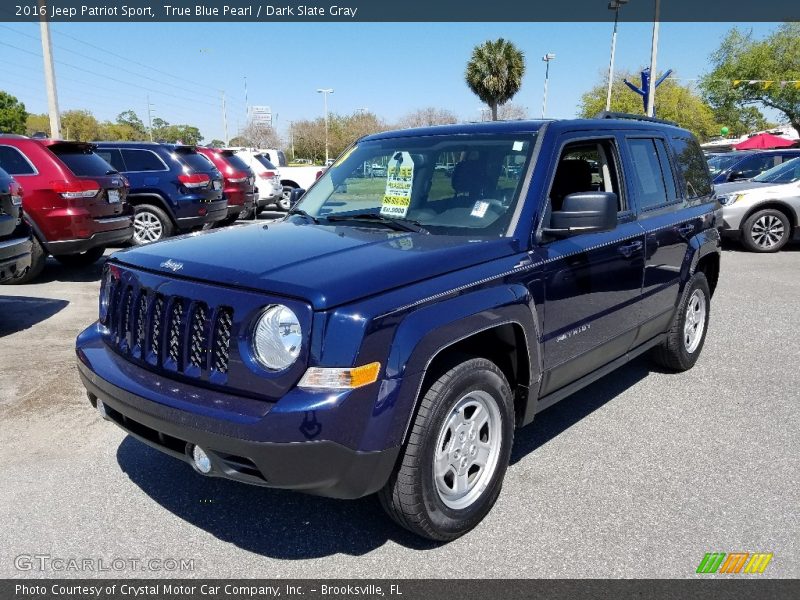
105,277 -> 233,379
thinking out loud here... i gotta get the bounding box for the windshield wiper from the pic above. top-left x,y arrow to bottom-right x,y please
286,208 -> 320,224
325,212 -> 429,234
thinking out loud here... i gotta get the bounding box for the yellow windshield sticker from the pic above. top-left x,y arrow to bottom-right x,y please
381,152 -> 414,218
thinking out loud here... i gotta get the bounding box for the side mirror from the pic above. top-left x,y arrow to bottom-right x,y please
289,188 -> 306,206
542,191 -> 617,237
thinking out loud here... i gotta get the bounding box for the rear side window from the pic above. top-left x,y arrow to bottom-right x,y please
50,145 -> 116,176
174,148 -> 216,173
0,145 -> 36,175
222,152 -> 251,172
254,155 -> 277,170
119,149 -> 167,172
627,138 -> 671,210
670,137 -> 712,199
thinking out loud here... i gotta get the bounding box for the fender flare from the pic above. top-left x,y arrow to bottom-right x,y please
126,193 -> 177,226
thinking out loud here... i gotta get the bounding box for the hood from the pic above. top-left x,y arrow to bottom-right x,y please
714,181 -> 770,195
112,221 -> 519,310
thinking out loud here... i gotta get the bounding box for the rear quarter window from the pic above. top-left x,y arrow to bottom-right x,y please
0,145 -> 36,175
669,137 -> 713,199
50,145 -> 116,177
175,149 -> 216,173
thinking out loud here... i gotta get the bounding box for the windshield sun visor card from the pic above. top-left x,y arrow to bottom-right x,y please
471,200 -> 490,218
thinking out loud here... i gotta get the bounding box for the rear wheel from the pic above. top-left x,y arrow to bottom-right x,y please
54,245 -> 105,267
132,204 -> 173,245
651,272 -> 710,372
280,186 -> 295,211
379,357 -> 514,541
741,208 -> 790,252
3,236 -> 46,285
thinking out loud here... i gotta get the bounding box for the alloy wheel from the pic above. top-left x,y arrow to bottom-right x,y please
751,214 -> 785,249
133,211 -> 164,244
684,289 -> 707,353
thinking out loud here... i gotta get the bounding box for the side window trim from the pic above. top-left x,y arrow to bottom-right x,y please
0,144 -> 39,176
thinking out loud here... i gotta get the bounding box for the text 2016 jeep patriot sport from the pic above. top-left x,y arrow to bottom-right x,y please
76,115 -> 721,541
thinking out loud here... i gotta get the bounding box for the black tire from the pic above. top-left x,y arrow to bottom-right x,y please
218,214 -> 239,227
740,208 -> 791,252
131,204 -> 173,246
54,245 -> 106,267
3,235 -> 46,285
379,357 -> 515,541
651,272 -> 711,372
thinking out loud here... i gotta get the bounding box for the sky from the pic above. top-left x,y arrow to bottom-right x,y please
0,20 -> 782,143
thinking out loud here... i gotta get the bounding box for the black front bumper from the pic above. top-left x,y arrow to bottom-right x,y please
0,233 -> 33,282
78,361 -> 399,499
47,223 -> 133,255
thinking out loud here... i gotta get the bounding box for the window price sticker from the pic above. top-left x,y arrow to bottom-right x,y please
381,152 -> 414,218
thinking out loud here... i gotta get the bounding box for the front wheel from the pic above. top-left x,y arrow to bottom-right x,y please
280,186 -> 295,211
379,357 -> 514,541
741,208 -> 790,252
651,271 -> 711,372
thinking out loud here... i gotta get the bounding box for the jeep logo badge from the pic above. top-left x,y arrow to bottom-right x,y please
160,259 -> 184,272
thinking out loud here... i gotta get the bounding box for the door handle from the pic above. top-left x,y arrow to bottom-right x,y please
618,240 -> 643,258
677,223 -> 695,236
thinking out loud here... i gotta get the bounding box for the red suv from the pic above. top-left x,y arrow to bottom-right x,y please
0,135 -> 133,283
196,147 -> 256,225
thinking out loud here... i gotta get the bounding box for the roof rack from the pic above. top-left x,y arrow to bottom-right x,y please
594,111 -> 677,126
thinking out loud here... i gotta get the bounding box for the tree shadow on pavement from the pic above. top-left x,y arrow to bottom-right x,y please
510,355 -> 652,464
0,296 -> 69,336
116,437 -> 439,559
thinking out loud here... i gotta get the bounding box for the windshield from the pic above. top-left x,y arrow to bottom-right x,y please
752,157 -> 800,183
222,152 -> 251,172
707,153 -> 744,175
295,133 -> 536,237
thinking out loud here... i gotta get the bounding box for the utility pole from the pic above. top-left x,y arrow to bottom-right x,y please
605,0 -> 628,112
244,76 -> 249,122
646,0 -> 661,117
317,88 -> 334,163
289,121 -> 295,158
221,91 -> 229,145
146,96 -> 155,141
38,0 -> 61,139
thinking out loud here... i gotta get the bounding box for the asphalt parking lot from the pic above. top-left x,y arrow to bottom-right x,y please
0,226 -> 797,579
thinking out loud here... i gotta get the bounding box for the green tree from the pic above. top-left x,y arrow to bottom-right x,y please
579,71 -> 718,141
0,91 -> 28,135
701,24 -> 800,135
710,105 -> 773,137
208,139 -> 225,147
465,39 -> 525,121
116,110 -> 147,138
25,113 -> 50,137
61,109 -> 100,141
228,136 -> 249,147
97,122 -> 141,141
396,107 -> 458,129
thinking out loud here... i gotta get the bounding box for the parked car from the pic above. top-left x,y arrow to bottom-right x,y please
77,115 -> 720,541
716,157 -> 800,252
0,135 -> 132,283
225,149 -> 285,212
0,167 -> 32,283
258,148 -> 325,206
707,149 -> 800,184
93,142 -> 227,245
196,147 -> 257,224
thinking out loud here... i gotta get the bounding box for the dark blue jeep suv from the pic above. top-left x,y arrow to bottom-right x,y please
94,143 -> 227,245
77,115 -> 721,541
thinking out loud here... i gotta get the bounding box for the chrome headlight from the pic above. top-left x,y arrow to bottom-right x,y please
719,193 -> 744,206
253,305 -> 302,370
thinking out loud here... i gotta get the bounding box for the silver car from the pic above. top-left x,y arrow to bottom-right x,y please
716,157 -> 800,252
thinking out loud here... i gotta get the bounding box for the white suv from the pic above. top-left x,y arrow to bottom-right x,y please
229,149 -> 286,212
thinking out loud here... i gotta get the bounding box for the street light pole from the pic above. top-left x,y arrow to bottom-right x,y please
541,53 -> 556,119
605,0 -> 628,112
317,88 -> 334,163
38,0 -> 61,139
646,0 -> 661,117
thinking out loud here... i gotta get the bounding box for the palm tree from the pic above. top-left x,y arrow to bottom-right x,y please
465,39 -> 526,121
